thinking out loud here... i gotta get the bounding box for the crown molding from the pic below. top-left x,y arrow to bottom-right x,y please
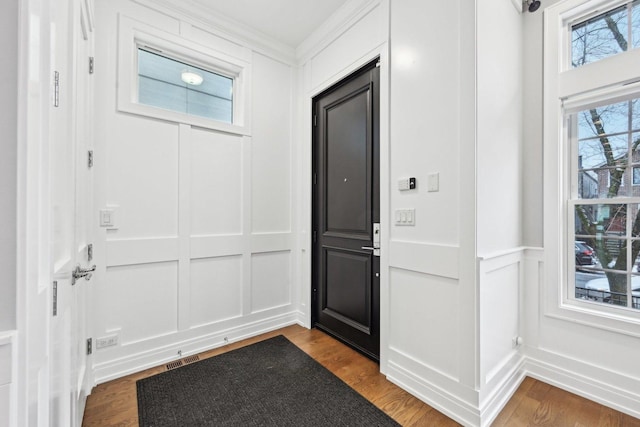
511,0 -> 524,13
131,0 -> 297,65
295,0 -> 379,62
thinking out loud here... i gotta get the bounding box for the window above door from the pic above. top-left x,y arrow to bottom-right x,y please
117,16 -> 251,135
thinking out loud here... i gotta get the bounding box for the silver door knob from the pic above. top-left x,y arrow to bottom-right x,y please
72,264 -> 96,285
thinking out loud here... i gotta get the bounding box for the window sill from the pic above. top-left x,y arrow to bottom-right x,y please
118,101 -> 251,136
545,297 -> 640,338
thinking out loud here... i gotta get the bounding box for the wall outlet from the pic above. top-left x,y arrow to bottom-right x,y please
96,334 -> 119,349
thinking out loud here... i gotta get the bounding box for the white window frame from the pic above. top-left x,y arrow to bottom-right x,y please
544,0 -> 640,336
117,16 -> 251,135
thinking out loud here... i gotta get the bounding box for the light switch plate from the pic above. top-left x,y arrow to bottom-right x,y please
398,178 -> 410,191
428,173 -> 439,192
395,209 -> 415,226
100,206 -> 118,228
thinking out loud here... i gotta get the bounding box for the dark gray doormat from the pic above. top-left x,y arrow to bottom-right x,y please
137,335 -> 400,426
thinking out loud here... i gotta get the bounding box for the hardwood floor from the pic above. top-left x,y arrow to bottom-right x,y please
82,325 -> 640,426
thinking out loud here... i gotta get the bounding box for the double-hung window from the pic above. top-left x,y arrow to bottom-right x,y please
545,0 -> 640,323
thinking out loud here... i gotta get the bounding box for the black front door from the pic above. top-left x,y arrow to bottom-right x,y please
312,59 -> 380,360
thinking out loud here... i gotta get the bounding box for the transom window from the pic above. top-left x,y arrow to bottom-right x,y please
137,48 -> 233,123
117,16 -> 250,135
571,0 -> 640,68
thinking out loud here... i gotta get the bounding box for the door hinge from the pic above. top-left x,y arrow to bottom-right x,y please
87,243 -> 93,262
87,338 -> 93,355
88,150 -> 94,168
89,57 -> 95,74
313,173 -> 317,185
313,115 -> 317,127
53,71 -> 60,107
52,281 -> 58,317
313,230 -> 317,243
376,61 -> 381,68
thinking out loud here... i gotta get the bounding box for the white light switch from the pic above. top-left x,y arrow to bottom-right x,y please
395,209 -> 415,226
428,173 -> 439,192
100,207 -> 118,228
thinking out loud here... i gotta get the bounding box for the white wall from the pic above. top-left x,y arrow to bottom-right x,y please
91,0 -> 298,383
476,0 -> 525,422
386,0 -> 476,423
477,0 -> 523,255
0,0 -> 18,332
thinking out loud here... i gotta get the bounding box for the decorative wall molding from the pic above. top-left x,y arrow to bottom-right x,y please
131,0 -> 296,64
296,0 -> 380,61
389,241 -> 460,279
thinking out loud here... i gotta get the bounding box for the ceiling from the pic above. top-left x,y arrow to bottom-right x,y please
188,0 -> 350,47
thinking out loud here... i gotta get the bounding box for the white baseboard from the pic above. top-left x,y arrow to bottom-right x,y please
525,349 -> 640,420
388,349 -> 640,426
92,312 -> 300,385
478,356 -> 527,427
386,361 -> 480,427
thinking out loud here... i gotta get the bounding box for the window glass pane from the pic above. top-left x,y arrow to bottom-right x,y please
633,274 -> 640,309
633,167 -> 640,185
633,99 -> 640,131
571,2 -> 633,68
574,203 -> 640,310
137,48 -> 233,123
576,99 -> 640,199
577,271 -> 630,307
575,203 -> 626,257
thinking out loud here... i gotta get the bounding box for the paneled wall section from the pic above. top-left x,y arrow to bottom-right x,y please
92,0 -> 297,383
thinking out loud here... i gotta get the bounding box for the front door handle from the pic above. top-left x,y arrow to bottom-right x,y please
361,246 -> 380,257
72,264 -> 96,285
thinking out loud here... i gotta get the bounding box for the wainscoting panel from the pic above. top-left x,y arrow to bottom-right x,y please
190,128 -> 243,236
106,114 -> 179,239
388,267 -> 460,381
102,262 -> 179,345
92,0 -> 297,386
479,254 -> 520,385
251,52 -> 292,234
477,249 -> 525,424
189,256 -> 243,328
251,251 -> 292,313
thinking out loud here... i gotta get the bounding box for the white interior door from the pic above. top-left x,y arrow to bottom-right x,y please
49,0 -> 94,425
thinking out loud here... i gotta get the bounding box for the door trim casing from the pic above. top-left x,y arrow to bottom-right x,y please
301,45 -> 390,373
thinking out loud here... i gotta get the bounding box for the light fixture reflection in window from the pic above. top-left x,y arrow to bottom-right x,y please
181,70 -> 203,86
